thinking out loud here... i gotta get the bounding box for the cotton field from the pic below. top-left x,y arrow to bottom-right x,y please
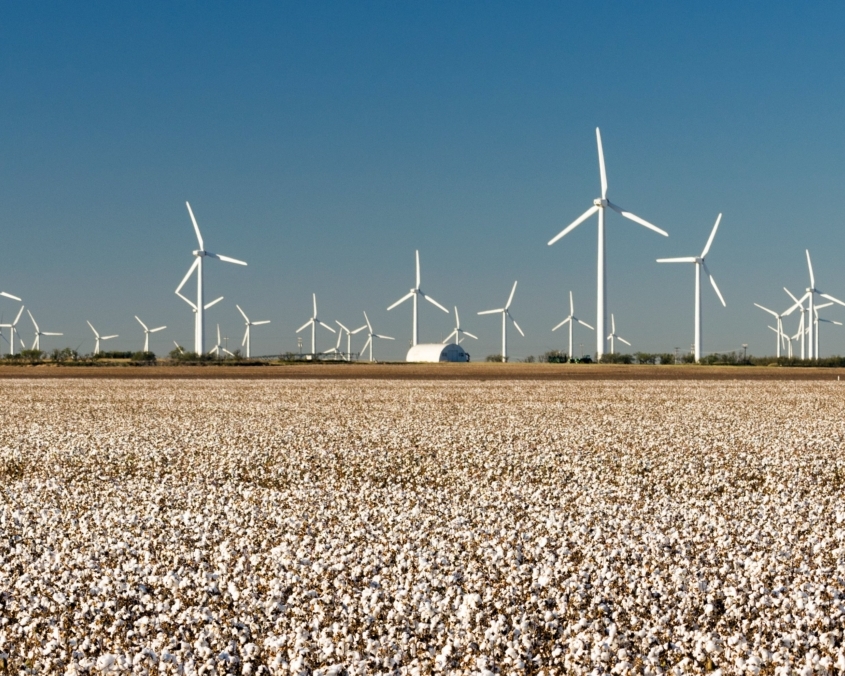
2,379 -> 845,676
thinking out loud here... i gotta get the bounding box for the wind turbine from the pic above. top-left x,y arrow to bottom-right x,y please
236,305 -> 270,358
210,324 -> 233,358
802,250 -> 845,359
296,294 -> 335,356
175,202 -> 247,355
27,310 -> 63,351
387,250 -> 448,346
134,316 -> 166,353
87,321 -> 118,355
753,303 -> 792,358
359,311 -> 394,362
0,305 -> 26,355
552,291 -> 594,359
334,320 -> 367,361
606,314 -> 631,354
656,213 -> 726,362
444,307 -> 477,346
547,128 -> 667,359
478,281 -> 524,363
784,287 -> 809,359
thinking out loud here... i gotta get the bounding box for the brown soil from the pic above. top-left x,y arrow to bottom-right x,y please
1,363 -> 844,380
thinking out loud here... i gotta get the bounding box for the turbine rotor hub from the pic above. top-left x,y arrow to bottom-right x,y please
594,198 -> 608,208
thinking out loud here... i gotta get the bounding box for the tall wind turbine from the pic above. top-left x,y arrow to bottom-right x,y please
606,314 -> 631,354
656,214 -> 726,362
360,311 -> 394,362
0,305 -> 26,355
175,202 -> 247,355
135,316 -> 166,353
387,250 -> 448,346
27,310 -> 63,351
296,294 -> 335,356
335,320 -> 367,361
444,307 -> 477,346
87,321 -> 118,355
802,250 -> 845,359
547,128 -> 667,359
754,304 -> 791,358
236,305 -> 270,359
210,324 -> 233,358
478,281 -> 524,363
552,291 -> 594,359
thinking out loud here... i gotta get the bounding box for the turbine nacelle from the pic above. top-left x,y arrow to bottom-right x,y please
593,198 -> 608,208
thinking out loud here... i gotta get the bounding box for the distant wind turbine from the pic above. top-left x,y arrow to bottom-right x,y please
296,294 -> 335,356
175,202 -> 247,355
444,307 -> 477,346
387,250 -> 448,346
135,316 -> 166,353
552,291 -> 594,359
87,321 -> 118,355
236,305 -> 270,358
478,281 -> 524,363
27,310 -> 63,351
360,311 -> 394,362
547,128 -> 667,359
606,314 -> 630,354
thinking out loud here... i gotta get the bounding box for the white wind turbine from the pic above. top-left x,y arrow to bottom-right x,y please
444,307 -> 477,346
547,128 -> 667,359
236,305 -> 270,359
0,305 -> 26,355
27,310 -> 63,351
175,202 -> 247,355
87,321 -> 118,355
478,281 -> 524,363
387,250 -> 448,346
0,291 -> 21,354
552,291 -> 594,360
134,316 -> 166,353
802,250 -> 845,359
359,311 -> 394,362
296,294 -> 335,356
334,320 -> 367,361
606,313 -> 631,354
210,324 -> 233,358
753,303 -> 793,358
656,213 -> 726,362
784,287 -> 809,359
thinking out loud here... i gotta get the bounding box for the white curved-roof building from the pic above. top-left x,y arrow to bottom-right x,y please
406,343 -> 470,363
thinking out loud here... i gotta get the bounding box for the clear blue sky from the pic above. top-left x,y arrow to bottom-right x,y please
2,2 -> 845,359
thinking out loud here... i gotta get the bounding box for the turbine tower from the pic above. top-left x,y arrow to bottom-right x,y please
552,291 -> 594,359
656,214 -> 726,362
236,305 -> 271,359
444,307 -> 477,346
801,250 -> 845,359
547,128 -> 667,359
27,310 -> 63,351
296,294 -> 335,356
360,311 -> 394,362
87,321 -> 118,355
387,250 -> 448,346
478,281 -> 524,363
175,202 -> 247,355
606,314 -> 631,354
135,316 -> 166,353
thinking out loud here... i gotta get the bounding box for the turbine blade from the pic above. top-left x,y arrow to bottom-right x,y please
296,320 -> 312,333
186,201 -> 204,250
318,321 -> 336,332
506,280 -> 517,309
26,309 -> 39,332
374,334 -> 395,340
43,332 -> 62,336
548,205 -> 599,245
576,318 -> 595,330
363,311 -> 373,332
175,258 -> 200,295
351,325 -> 367,334
462,331 -> 478,340
806,249 -> 815,288
236,304 -> 249,322
0,291 -> 21,301
421,292 -> 449,313
783,287 -> 802,305
387,292 -> 414,311
618,337 -> 632,346
336,320 -> 349,333
415,250 -> 421,289
820,292 -> 845,308
607,201 -> 668,236
454,306 -> 460,327
552,317 -> 571,332
478,309 -> 504,315
702,261 -> 726,306
135,316 -> 148,330
510,315 -> 525,337
204,296 -> 224,310
87,320 -> 99,338
443,330 -> 457,344
596,127 -> 608,199
362,336 -> 371,353
700,213 -> 722,258
151,326 -> 166,332
656,257 -> 697,263
754,303 -> 778,318
102,335 -> 118,340
206,252 -> 247,266
253,320 -> 271,326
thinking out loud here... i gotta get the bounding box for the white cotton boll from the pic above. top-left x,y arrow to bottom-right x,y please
95,654 -> 116,672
